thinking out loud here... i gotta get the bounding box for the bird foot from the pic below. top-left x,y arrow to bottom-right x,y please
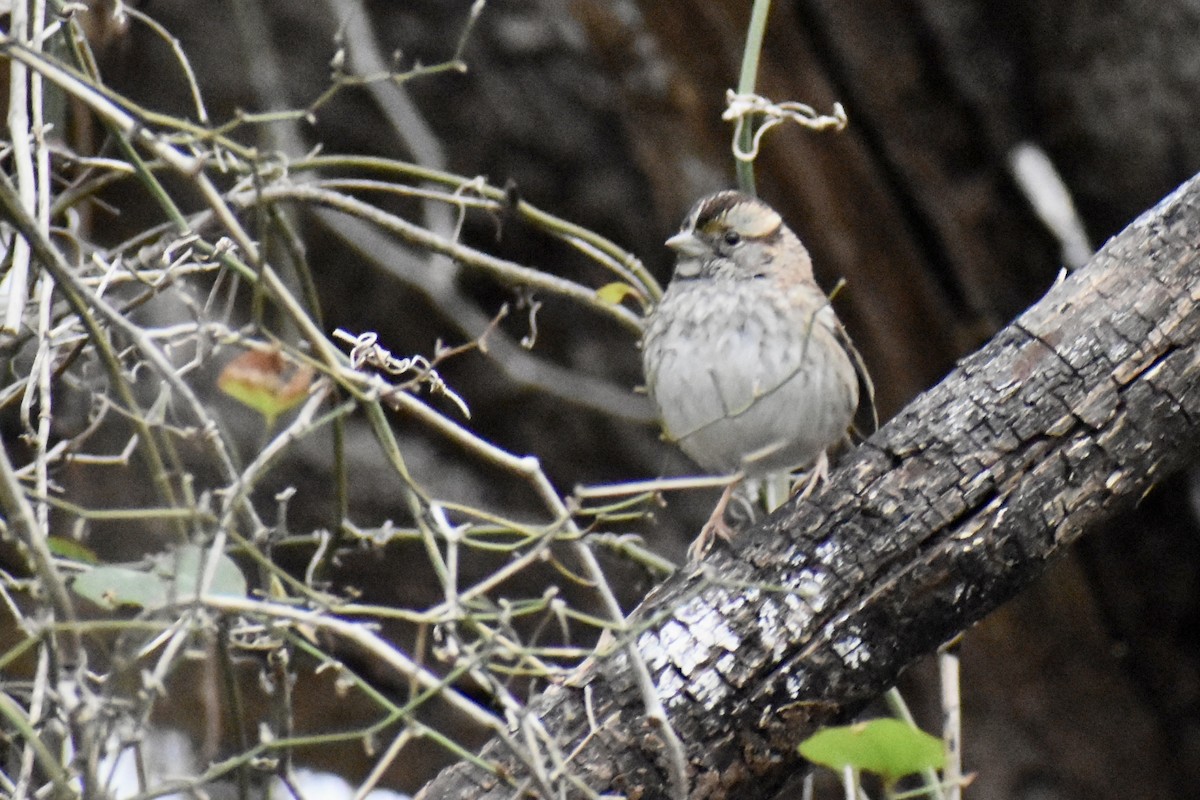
688,512 -> 736,561
791,450 -> 831,501
687,478 -> 741,560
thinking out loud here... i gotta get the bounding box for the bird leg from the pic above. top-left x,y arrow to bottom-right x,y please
687,452 -> 834,561
687,474 -> 743,561
791,450 -> 831,501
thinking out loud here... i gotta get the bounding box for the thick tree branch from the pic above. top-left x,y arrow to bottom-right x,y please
417,173 -> 1200,800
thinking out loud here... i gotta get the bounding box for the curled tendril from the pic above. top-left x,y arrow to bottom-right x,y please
334,328 -> 470,418
723,90 -> 848,162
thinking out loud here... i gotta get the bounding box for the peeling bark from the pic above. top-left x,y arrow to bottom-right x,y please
416,174 -> 1200,800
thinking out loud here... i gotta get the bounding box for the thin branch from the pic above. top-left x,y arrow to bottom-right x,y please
236,182 -> 644,334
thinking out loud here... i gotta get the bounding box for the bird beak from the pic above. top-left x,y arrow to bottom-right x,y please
665,230 -> 708,259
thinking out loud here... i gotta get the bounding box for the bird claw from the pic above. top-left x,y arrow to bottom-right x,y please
686,453 -> 834,561
791,450 -> 831,501
687,513 -> 736,561
687,478 -> 741,560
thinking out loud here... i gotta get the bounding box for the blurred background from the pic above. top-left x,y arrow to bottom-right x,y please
6,1 -> 1200,798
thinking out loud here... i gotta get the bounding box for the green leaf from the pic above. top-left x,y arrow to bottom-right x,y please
217,348 -> 314,426
595,282 -> 638,307
47,536 -> 99,565
71,545 -> 248,610
73,565 -> 168,609
147,545 -> 248,600
798,718 -> 945,784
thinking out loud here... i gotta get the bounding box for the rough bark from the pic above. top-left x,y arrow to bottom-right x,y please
416,173 -> 1200,800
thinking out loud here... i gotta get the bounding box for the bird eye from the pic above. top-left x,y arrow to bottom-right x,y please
722,230 -> 741,246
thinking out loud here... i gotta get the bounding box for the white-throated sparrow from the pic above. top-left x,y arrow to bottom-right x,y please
642,190 -> 866,558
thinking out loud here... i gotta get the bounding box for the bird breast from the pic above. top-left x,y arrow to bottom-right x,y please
642,278 -> 859,476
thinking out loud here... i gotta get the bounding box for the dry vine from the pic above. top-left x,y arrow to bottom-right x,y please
0,3 -> 678,798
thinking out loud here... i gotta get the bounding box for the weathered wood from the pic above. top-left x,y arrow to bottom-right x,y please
416,173 -> 1200,800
